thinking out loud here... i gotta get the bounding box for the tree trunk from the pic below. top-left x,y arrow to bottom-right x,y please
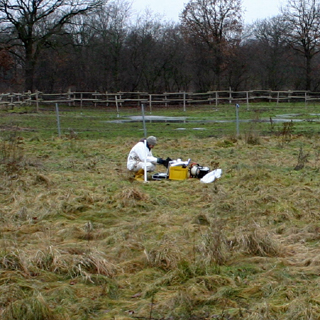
25,45 -> 36,92
306,53 -> 312,91
25,62 -> 34,92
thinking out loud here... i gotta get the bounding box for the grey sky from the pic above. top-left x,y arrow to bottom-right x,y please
131,0 -> 284,24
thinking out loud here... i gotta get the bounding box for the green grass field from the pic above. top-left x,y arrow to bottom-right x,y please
1,103 -> 320,319
2,101 -> 320,140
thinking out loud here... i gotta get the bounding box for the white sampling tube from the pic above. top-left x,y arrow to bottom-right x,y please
144,139 -> 148,182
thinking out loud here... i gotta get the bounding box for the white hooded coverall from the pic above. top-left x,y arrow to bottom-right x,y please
127,141 -> 158,172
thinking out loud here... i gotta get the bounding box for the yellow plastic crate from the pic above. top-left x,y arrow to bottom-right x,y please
169,166 -> 188,180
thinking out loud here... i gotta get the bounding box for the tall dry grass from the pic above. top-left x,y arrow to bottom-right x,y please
1,133 -> 320,319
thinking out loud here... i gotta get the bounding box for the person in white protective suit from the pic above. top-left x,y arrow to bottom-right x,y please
127,136 -> 171,180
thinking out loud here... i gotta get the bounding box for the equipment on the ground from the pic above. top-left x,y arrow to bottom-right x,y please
152,172 -> 169,180
169,165 -> 188,180
189,163 -> 210,179
152,158 -> 190,181
151,158 -> 221,183
169,158 -> 191,168
200,169 -> 222,183
168,158 -> 190,180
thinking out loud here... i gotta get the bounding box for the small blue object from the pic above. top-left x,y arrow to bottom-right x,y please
236,103 -> 240,108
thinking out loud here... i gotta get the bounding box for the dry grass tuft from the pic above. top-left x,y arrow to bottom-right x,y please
245,130 -> 261,145
282,297 -> 320,320
1,293 -> 59,320
0,250 -> 31,276
32,246 -> 119,281
114,186 -> 150,207
72,249 -> 119,278
144,238 -> 183,270
35,173 -> 51,186
237,225 -> 285,257
187,275 -> 233,298
197,222 -> 230,265
152,290 -> 194,319
33,246 -> 64,272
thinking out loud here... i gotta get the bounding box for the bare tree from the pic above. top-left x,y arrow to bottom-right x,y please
125,13 -> 185,92
91,0 -> 131,91
252,16 -> 290,90
0,0 -> 102,92
282,0 -> 320,90
181,0 -> 243,90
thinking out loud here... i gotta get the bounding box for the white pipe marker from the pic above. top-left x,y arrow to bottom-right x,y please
144,139 -> 147,182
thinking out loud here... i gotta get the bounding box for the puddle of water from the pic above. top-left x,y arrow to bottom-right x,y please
105,115 -> 229,124
129,115 -> 187,121
276,114 -> 320,122
270,119 -> 303,122
176,128 -> 207,131
276,114 -> 302,118
104,115 -> 316,124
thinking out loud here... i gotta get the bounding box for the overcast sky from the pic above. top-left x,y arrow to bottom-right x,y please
131,0 -> 284,24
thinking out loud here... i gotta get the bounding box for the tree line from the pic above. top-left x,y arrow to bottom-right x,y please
0,0 -> 320,94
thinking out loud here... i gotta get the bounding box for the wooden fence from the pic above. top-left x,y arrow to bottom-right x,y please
1,89 -> 320,111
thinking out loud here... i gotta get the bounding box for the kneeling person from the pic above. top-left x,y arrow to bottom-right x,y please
127,136 -> 170,180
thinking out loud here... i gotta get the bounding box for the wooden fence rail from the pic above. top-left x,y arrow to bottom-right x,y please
1,89 -> 320,111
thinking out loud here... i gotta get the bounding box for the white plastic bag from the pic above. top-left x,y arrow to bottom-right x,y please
200,169 -> 222,183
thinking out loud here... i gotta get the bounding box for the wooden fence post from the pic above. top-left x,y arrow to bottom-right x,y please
115,95 -> 119,117
67,88 -> 72,106
119,93 -> 122,107
246,91 -> 249,110
305,91 -> 307,108
27,91 -> 31,106
10,94 -> 14,110
35,91 -> 39,112
149,94 -> 152,114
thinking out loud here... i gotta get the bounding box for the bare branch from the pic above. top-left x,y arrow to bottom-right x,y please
0,0 -> 103,91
